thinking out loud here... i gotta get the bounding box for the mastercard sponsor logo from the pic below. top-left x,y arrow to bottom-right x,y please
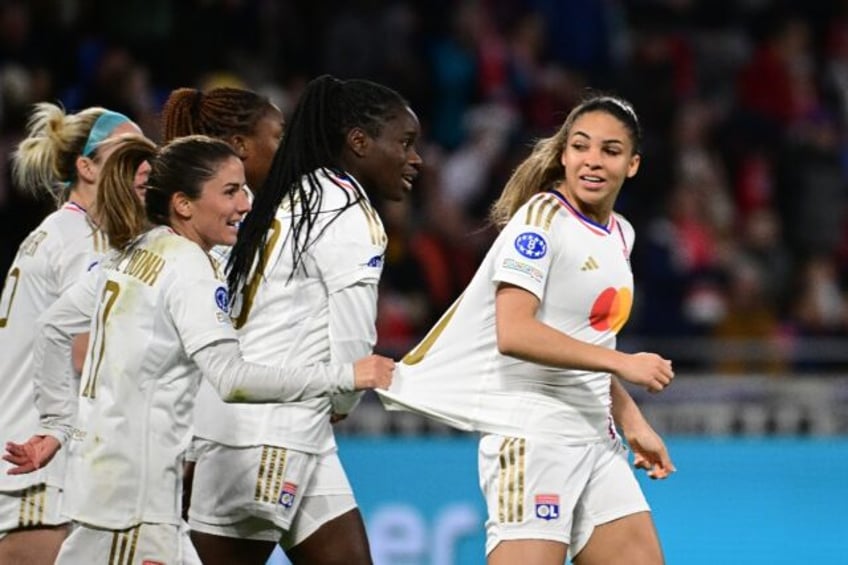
589,287 -> 632,333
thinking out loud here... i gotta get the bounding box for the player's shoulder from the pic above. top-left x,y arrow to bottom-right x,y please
509,191 -> 567,233
317,168 -> 367,210
611,211 -> 635,243
141,226 -> 218,277
38,205 -> 92,238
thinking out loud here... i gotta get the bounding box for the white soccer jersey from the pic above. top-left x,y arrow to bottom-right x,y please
38,225 -> 236,528
0,202 -> 107,491
380,191 -> 636,443
193,168 -> 386,453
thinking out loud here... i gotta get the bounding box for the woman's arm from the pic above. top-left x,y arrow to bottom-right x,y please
495,283 -> 673,392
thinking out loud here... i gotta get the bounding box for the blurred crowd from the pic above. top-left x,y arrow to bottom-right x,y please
2,0 -> 847,374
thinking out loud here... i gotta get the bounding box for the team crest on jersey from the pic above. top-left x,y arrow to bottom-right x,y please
514,232 -> 547,259
279,482 -> 298,508
214,286 -> 229,312
365,254 -> 384,268
535,494 -> 560,520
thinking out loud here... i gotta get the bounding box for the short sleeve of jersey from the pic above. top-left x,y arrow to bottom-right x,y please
166,244 -> 237,356
312,203 -> 385,295
491,196 -> 558,301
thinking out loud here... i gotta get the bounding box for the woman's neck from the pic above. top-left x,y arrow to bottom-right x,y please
67,183 -> 96,214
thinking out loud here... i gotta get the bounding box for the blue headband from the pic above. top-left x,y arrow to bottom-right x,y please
81,110 -> 132,157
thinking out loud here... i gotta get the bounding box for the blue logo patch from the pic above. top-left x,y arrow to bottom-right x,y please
86,260 -> 100,272
514,232 -> 548,259
366,254 -> 384,268
214,286 -> 229,312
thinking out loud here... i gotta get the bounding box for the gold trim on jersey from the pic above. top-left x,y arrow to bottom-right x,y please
402,295 -> 463,365
254,446 -> 288,503
497,437 -> 525,523
108,525 -> 140,565
0,266 -> 21,328
524,194 -> 561,231
235,219 -> 282,329
17,483 -> 46,528
94,228 -> 109,254
357,199 -> 387,246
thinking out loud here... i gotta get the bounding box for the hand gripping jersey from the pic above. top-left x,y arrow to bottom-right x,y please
0,203 -> 107,491
379,191 -> 636,443
53,226 -> 235,528
193,168 -> 386,453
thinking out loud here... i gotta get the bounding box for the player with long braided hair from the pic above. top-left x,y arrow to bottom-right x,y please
188,75 -> 422,565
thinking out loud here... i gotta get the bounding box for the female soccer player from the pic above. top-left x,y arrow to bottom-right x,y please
380,94 -> 675,565
3,134 -> 395,564
161,86 -> 284,193
187,75 -> 422,565
0,103 -> 140,565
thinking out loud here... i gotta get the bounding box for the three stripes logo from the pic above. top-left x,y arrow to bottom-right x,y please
581,256 -> 599,271
497,437 -> 526,524
255,446 -> 288,504
18,483 -> 46,528
108,526 -> 141,564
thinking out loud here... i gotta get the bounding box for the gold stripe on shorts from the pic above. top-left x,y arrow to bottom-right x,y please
17,483 -> 46,528
497,437 -> 526,523
255,446 -> 288,503
108,525 -> 140,565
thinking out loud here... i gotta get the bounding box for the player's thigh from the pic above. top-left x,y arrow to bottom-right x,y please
284,507 -> 370,565
569,439 -> 653,561
190,529 -> 276,565
488,538 -> 568,565
573,511 -> 662,565
0,525 -> 69,565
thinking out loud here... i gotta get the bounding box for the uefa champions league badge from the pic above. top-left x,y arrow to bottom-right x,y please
214,286 -> 228,312
279,482 -> 298,508
535,494 -> 560,520
514,232 -> 548,259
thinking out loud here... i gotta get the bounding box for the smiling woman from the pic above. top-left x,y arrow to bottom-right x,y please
187,74 -> 423,565
2,134 -> 395,565
378,93 -> 675,565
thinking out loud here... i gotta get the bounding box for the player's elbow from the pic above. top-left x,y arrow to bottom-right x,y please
495,324 -> 523,357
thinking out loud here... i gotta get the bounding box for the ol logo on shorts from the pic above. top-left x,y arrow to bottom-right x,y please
514,232 -> 547,259
278,482 -> 298,509
534,494 -> 560,520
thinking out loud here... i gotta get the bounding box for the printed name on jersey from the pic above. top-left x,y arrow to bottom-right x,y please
214,286 -> 229,312
514,232 -> 548,259
534,494 -> 560,520
19,230 -> 47,256
278,481 -> 298,508
118,247 -> 166,286
365,254 -> 384,268
502,258 -> 544,283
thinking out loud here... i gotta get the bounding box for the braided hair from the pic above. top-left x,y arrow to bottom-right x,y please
227,74 -> 408,295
